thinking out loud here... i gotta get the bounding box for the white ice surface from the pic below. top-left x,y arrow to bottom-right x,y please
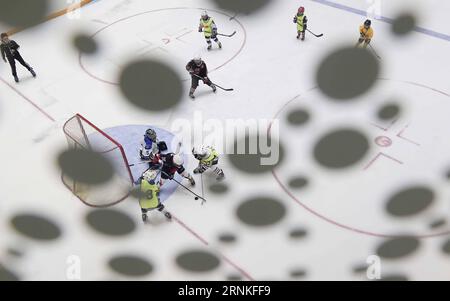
0,0 -> 450,280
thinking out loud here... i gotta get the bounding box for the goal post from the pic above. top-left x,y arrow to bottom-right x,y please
62,114 -> 135,207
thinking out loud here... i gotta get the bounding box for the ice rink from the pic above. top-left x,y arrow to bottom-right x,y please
1,0 -> 450,280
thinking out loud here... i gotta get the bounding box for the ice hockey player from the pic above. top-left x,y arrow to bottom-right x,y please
192,146 -> 225,181
139,128 -> 167,168
199,11 -> 222,50
293,7 -> 308,40
1,33 -> 36,83
136,169 -> 172,223
158,153 -> 195,187
356,19 -> 374,48
186,56 -> 216,99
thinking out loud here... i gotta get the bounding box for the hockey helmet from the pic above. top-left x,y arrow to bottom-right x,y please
201,11 -> 209,20
298,7 -> 305,14
192,146 -> 208,160
142,169 -> 158,183
145,128 -> 157,141
172,154 -> 184,167
364,19 -> 372,27
193,56 -> 202,66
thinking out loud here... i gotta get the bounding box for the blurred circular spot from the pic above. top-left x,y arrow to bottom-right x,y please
236,197 -> 286,227
176,250 -> 220,272
289,227 -> 308,239
316,47 -> 379,100
0,264 -> 19,281
290,269 -> 307,278
228,135 -> 284,174
287,109 -> 310,126
314,129 -> 369,169
0,0 -> 48,27
218,233 -> 237,243
376,236 -> 420,259
11,214 -> 61,241
379,274 -> 409,281
58,149 -> 114,185
226,274 -> 242,281
7,248 -> 23,258
288,176 -> 309,189
119,60 -> 182,111
209,182 -> 229,194
73,33 -> 98,54
86,209 -> 136,236
353,264 -> 367,274
442,239 -> 450,255
386,186 -> 434,217
392,13 -> 416,36
378,103 -> 400,120
109,255 -> 153,277
213,0 -> 271,14
429,218 -> 446,229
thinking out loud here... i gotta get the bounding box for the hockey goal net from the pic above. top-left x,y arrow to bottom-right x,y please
62,114 -> 134,207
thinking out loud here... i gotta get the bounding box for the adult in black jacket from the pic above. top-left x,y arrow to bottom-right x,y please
185,56 -> 216,99
1,33 -> 36,83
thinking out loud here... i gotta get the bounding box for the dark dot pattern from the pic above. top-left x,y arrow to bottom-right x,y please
378,103 -> 400,120
287,109 -> 310,126
379,274 -> 409,281
226,274 -> 242,281
228,135 -> 285,174
290,269 -> 307,279
109,255 -> 153,277
376,236 -> 420,259
429,218 -> 446,229
313,129 -> 370,169
58,149 -> 114,185
86,209 -> 136,236
316,47 -> 379,100
10,214 -> 61,241
289,228 -> 308,239
209,182 -> 229,194
218,233 -> 237,243
442,239 -> 450,255
119,60 -> 182,111
176,250 -> 221,272
7,248 -> 23,258
0,0 -> 48,28
0,264 -> 19,281
288,176 -> 309,189
386,186 -> 434,217
392,14 -> 416,36
73,33 -> 98,54
213,0 -> 272,14
236,197 -> 286,227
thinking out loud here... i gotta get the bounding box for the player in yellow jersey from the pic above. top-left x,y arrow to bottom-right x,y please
199,11 -> 222,50
192,145 -> 225,181
356,19 -> 374,48
137,169 -> 172,223
293,7 -> 308,40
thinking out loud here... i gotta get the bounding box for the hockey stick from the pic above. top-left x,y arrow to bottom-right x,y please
369,44 -> 381,60
161,170 -> 207,205
306,29 -> 324,38
193,74 -> 234,91
229,12 -> 238,21
216,31 -> 236,37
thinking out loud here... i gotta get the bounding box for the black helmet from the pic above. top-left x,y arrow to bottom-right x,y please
364,19 -> 372,27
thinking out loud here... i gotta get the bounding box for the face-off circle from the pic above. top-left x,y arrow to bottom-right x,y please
271,79 -> 450,238
79,8 -> 247,85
